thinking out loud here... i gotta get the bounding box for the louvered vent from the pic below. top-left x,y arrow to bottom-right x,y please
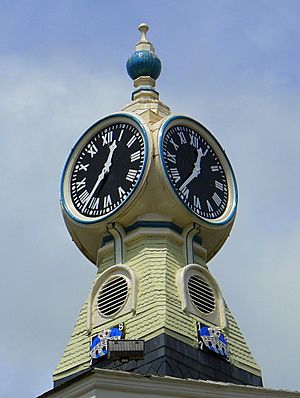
97,275 -> 128,316
187,274 -> 215,314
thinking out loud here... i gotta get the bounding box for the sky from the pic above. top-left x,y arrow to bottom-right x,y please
0,0 -> 300,396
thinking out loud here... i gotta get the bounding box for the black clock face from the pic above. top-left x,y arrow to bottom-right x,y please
161,123 -> 229,220
66,118 -> 147,220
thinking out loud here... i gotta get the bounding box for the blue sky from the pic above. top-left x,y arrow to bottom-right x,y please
1,1 -> 300,396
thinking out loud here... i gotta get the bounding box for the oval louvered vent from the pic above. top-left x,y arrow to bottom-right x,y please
188,274 -> 215,314
97,275 -> 128,316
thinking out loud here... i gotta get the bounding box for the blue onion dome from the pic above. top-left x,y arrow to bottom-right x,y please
127,50 -> 161,80
126,23 -> 162,81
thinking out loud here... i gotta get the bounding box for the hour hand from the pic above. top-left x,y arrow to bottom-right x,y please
194,147 -> 208,176
179,147 -> 208,191
103,140 -> 117,172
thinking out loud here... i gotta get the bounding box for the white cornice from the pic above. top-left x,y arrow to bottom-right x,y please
41,368 -> 300,398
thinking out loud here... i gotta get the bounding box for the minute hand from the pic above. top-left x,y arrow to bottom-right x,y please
82,140 -> 117,211
179,147 -> 208,191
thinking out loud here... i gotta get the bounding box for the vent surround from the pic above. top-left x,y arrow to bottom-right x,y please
187,274 -> 215,314
97,275 -> 128,316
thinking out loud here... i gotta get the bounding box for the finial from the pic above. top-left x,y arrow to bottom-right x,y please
126,23 -> 162,88
138,23 -> 149,44
135,23 -> 155,52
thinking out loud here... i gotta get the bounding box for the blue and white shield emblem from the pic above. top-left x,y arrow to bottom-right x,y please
89,323 -> 124,361
197,322 -> 230,361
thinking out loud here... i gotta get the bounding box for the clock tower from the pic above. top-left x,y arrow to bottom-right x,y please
39,23 -> 282,397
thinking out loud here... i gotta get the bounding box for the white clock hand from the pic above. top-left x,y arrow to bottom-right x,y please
82,140 -> 117,211
194,147 -> 208,173
179,147 -> 208,192
103,140 -> 117,172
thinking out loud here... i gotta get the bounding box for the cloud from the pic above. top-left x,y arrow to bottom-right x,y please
1,2 -> 300,395
180,63 -> 300,390
0,54 -> 130,397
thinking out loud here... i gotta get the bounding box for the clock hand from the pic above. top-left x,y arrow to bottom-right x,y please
194,147 -> 208,173
103,140 -> 117,173
179,147 -> 208,191
82,169 -> 106,212
82,140 -> 117,211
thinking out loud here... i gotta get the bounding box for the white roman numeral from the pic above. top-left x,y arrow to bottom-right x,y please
170,168 -> 181,183
86,143 -> 98,158
130,150 -> 141,162
193,195 -> 201,209
166,151 -> 176,164
126,135 -> 137,148
78,163 -> 89,172
215,181 -> 224,191
177,131 -> 187,144
200,147 -> 208,157
118,129 -> 124,142
75,177 -> 86,192
102,131 -> 113,146
189,134 -> 199,149
206,200 -> 214,212
103,194 -> 112,208
79,190 -> 89,204
126,169 -> 138,182
212,192 -> 222,207
170,138 -> 179,151
90,197 -> 99,210
118,186 -> 126,198
180,186 -> 189,199
211,165 -> 219,172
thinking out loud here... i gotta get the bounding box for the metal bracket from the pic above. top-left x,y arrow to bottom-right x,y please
107,223 -> 126,265
182,223 -> 201,265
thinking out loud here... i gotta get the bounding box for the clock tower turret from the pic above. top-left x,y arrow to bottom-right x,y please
54,23 -> 262,390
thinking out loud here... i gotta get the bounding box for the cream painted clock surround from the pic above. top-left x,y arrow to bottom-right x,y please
61,102 -> 237,265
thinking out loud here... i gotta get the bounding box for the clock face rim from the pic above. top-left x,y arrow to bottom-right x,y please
60,112 -> 149,224
158,115 -> 238,225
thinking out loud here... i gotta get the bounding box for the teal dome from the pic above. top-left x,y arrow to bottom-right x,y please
126,50 -> 162,80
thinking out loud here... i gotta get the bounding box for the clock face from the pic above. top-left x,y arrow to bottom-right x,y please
61,115 -> 148,222
159,117 -> 237,222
